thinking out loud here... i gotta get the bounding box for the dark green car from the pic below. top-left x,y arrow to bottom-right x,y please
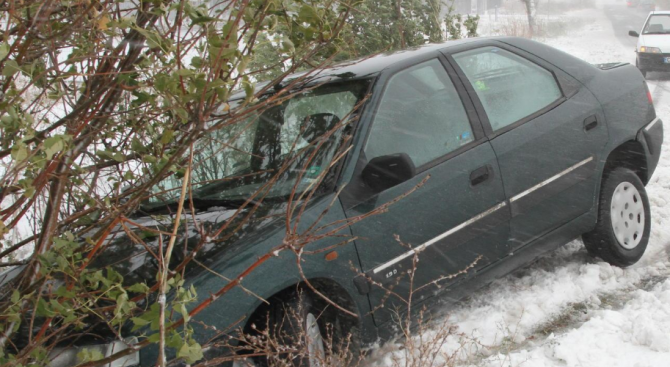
5,36 -> 663,367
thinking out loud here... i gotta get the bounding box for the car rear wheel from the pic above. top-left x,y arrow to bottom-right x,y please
583,167 -> 651,267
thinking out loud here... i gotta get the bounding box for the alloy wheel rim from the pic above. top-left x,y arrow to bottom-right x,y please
610,181 -> 645,249
305,312 -> 325,367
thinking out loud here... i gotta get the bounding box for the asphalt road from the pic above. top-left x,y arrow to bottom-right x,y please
602,2 -> 670,104
603,2 -> 650,50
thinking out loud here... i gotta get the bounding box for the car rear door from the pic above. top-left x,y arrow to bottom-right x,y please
446,42 -> 608,250
342,55 -> 510,326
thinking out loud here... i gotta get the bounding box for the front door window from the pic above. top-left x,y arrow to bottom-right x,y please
364,59 -> 474,168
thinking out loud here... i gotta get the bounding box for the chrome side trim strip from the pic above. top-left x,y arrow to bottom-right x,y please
372,201 -> 507,274
644,117 -> 660,132
509,156 -> 594,203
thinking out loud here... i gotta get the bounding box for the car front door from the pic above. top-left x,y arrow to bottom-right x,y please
448,43 -> 608,250
342,56 -> 510,326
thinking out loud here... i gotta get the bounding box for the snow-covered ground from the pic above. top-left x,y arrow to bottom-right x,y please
372,1 -> 670,366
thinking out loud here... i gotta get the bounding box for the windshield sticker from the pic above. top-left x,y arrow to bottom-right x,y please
458,131 -> 472,142
306,166 -> 322,178
474,80 -> 489,91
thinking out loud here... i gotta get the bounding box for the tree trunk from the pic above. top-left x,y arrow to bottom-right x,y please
523,0 -> 537,38
396,0 -> 406,48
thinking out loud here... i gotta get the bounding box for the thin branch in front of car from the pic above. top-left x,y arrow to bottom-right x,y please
192,258 -> 269,306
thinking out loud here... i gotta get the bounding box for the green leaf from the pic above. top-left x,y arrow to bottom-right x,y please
19,178 -> 35,198
128,283 -> 150,293
55,286 -> 76,299
236,56 -> 250,74
298,5 -> 320,24
44,136 -> 64,160
1,60 -> 20,77
134,26 -> 172,53
112,152 -> 125,162
77,348 -> 104,363
160,129 -> 174,145
142,154 -> 157,164
190,56 -> 204,68
177,341 -> 203,364
35,299 -> 55,317
189,12 -> 216,25
175,68 -> 194,77
210,46 -> 236,60
10,290 -> 20,303
0,43 -> 9,60
131,317 -> 151,328
222,22 -> 238,41
131,91 -> 153,107
175,108 -> 189,122
166,331 -> 183,349
185,4 -> 216,24
147,332 -> 161,343
0,220 -> 7,240
108,17 -> 134,29
11,142 -> 28,161
281,38 -> 295,53
131,137 -> 148,154
154,73 -> 172,93
242,80 -> 254,102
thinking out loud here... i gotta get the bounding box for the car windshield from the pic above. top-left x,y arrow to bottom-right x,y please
142,80 -> 370,210
643,14 -> 670,34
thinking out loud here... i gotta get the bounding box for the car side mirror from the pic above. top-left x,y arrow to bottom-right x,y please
629,30 -> 639,37
362,153 -> 416,192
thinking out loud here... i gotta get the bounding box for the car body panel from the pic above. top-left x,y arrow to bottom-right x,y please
482,87 -> 606,248
582,62 -> 657,180
338,51 -> 511,326
443,41 -> 610,248
346,141 -> 509,326
639,117 -> 664,178
638,34 -> 670,51
137,194 -> 378,363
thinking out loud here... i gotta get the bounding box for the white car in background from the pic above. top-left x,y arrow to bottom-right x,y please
629,11 -> 670,77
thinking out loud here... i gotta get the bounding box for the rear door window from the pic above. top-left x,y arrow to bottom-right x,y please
453,46 -> 563,132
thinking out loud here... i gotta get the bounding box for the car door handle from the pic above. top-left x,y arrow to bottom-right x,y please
470,165 -> 491,186
584,115 -> 598,131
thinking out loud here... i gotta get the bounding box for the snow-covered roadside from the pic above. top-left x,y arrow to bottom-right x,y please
537,7 -> 636,64
462,5 -> 670,366
372,4 -> 670,367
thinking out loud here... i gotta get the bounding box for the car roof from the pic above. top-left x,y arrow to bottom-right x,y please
230,37 -> 499,100
230,36 -> 515,100
296,37 -> 485,79
230,36 -> 544,101
650,10 -> 670,14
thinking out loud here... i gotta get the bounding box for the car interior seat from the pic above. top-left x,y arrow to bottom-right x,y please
647,24 -> 664,33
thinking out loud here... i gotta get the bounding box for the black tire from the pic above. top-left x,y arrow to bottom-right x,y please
583,167 -> 651,267
254,289 -> 330,367
636,59 -> 647,78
